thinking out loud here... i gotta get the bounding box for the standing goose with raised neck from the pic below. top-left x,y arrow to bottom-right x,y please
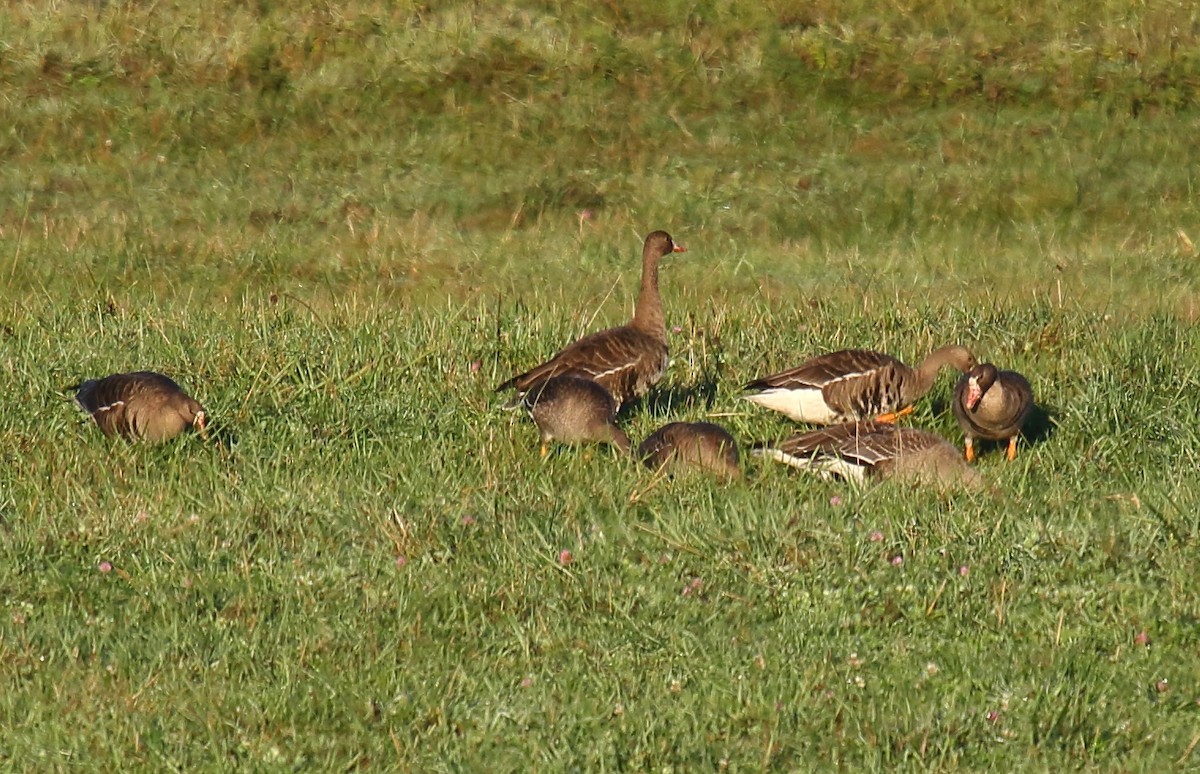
743,345 -> 977,425
638,421 -> 742,482
496,230 -> 685,409
74,371 -> 207,443
953,363 -> 1033,462
522,375 -> 631,457
753,421 -> 983,489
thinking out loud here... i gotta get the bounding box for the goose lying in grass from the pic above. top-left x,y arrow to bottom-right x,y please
754,421 -> 982,489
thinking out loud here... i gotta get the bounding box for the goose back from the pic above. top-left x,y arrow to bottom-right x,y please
75,371 -> 206,443
500,327 -> 668,408
638,421 -> 741,481
522,375 -> 630,452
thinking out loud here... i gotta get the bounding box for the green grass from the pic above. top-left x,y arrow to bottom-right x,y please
3,1 -> 1200,770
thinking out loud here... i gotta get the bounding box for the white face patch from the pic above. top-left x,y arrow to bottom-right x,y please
965,378 -> 983,410
743,387 -> 841,424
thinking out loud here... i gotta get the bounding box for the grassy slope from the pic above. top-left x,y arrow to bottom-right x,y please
2,1 -> 1200,770
3,1 -> 1199,310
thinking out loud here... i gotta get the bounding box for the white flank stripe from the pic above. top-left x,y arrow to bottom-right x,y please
822,369 -> 875,386
757,449 -> 868,484
817,457 -> 869,484
589,361 -> 635,382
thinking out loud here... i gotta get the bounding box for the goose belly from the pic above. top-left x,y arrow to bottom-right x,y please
959,388 -> 1020,440
743,387 -> 842,424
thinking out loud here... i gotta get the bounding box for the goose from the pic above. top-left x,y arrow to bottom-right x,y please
521,375 -> 630,456
638,421 -> 741,481
496,230 -> 685,408
753,421 -> 982,489
74,371 -> 207,443
953,363 -> 1033,462
743,345 -> 976,425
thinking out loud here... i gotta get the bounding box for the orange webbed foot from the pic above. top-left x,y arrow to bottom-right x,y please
874,405 -> 915,424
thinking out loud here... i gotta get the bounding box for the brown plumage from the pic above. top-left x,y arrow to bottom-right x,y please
754,421 -> 983,489
953,363 -> 1033,462
638,421 -> 741,481
75,371 -> 207,443
743,345 -> 977,425
496,230 -> 685,408
521,375 -> 631,455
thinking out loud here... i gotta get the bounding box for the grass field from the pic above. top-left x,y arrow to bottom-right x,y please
3,2 -> 1200,770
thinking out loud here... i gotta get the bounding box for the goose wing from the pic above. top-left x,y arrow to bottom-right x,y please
498,326 -> 667,405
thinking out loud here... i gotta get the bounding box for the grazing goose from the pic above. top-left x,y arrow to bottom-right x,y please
743,345 -> 977,425
496,230 -> 685,408
638,421 -> 741,481
953,363 -> 1033,462
521,375 -> 631,456
74,371 -> 207,443
754,421 -> 982,489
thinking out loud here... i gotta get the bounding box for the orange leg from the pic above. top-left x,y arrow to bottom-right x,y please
874,405 -> 915,424
964,438 -> 976,463
1006,436 -> 1019,462
540,442 -> 550,459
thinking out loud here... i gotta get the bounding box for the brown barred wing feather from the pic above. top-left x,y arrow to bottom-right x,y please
499,326 -> 667,408
745,349 -> 900,391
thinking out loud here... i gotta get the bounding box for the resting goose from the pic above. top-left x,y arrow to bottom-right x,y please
743,345 -> 976,425
496,230 -> 685,408
638,421 -> 741,481
74,371 -> 207,443
754,421 -> 982,489
521,375 -> 630,456
953,363 -> 1033,462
